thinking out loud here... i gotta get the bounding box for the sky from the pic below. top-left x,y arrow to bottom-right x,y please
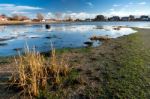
0,0 -> 150,19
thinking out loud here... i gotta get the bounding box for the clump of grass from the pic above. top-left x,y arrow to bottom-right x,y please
64,71 -> 85,87
48,47 -> 70,85
11,48 -> 47,97
10,46 -> 70,98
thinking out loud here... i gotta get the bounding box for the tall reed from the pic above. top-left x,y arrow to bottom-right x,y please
11,46 -> 69,97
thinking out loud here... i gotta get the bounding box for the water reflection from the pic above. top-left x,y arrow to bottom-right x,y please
0,22 -> 145,56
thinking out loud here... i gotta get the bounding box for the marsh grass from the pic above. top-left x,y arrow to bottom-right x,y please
10,46 -> 70,98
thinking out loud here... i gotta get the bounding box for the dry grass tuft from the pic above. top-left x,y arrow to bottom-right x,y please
47,47 -> 69,84
10,46 -> 69,97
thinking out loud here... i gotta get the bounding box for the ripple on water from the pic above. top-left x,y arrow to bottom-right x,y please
0,37 -> 16,41
0,43 -> 8,46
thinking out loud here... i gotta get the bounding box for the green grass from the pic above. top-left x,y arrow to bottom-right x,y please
55,48 -> 73,54
98,33 -> 150,98
37,68 -> 80,99
63,68 -> 80,86
0,57 -> 12,64
19,33 -> 150,98
55,47 -> 91,54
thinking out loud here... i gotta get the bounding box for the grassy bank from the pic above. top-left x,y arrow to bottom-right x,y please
55,32 -> 150,98
0,28 -> 150,98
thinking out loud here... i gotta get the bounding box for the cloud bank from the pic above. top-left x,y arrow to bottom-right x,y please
0,3 -> 43,15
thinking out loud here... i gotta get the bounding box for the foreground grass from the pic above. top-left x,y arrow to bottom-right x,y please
98,34 -> 150,98
9,48 -> 72,98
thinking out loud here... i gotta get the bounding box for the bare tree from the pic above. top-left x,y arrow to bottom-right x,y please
11,14 -> 29,21
11,14 -> 20,21
20,16 -> 30,21
55,12 -> 62,20
36,13 -> 44,21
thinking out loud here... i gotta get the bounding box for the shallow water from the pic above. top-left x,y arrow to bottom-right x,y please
0,22 -> 149,56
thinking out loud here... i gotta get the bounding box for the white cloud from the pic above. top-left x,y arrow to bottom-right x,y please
0,3 -> 43,16
46,12 -> 55,19
46,3 -> 150,20
86,2 -> 93,7
129,2 -> 133,5
69,12 -> 96,19
103,4 -> 150,17
15,6 -> 42,10
138,2 -> 146,5
0,4 -> 15,7
107,1 -> 149,17
11,11 -> 30,14
125,5 -> 129,8
46,12 -> 97,20
110,9 -> 114,11
0,4 -> 42,10
113,4 -> 120,7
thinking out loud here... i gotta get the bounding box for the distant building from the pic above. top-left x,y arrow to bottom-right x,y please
140,15 -> 149,21
45,19 -> 57,22
32,19 -> 40,22
75,19 -> 81,22
42,19 -> 46,22
0,15 -> 7,21
121,17 -> 129,21
23,19 -> 31,22
135,18 -> 141,21
108,16 -> 120,21
65,17 -> 74,22
129,15 -> 135,21
85,18 -> 92,22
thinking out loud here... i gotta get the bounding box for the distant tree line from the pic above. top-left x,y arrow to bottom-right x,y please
0,13 -> 45,22
75,15 -> 150,22
1,13 -> 150,22
8,14 -> 30,21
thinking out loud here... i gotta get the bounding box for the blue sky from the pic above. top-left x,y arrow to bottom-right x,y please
0,0 -> 150,19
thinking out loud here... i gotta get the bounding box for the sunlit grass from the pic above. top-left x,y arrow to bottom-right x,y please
10,45 -> 70,97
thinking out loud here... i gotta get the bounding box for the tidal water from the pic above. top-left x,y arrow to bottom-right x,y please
0,22 -> 150,56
